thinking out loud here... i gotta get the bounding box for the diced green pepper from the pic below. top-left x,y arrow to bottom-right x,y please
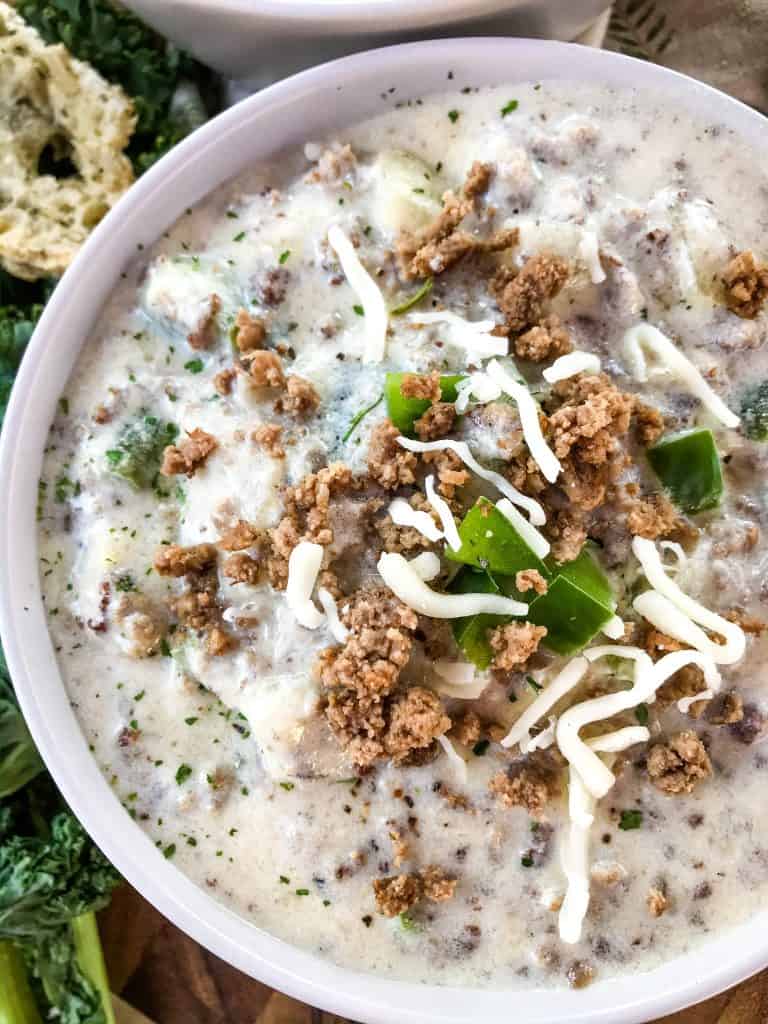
450,567 -> 510,670
647,428 -> 723,513
527,548 -> 615,656
384,371 -> 465,435
740,379 -> 768,440
446,497 -> 551,581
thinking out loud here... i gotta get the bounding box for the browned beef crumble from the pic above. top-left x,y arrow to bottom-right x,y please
154,543 -> 217,577
375,493 -> 439,553
305,143 -> 357,185
251,423 -> 285,458
397,161 -> 518,279
160,428 -> 218,477
492,254 -> 569,334
515,569 -> 548,595
113,593 -> 166,657
646,732 -> 712,795
414,402 -> 456,441
246,350 -> 285,388
213,368 -> 236,396
217,519 -> 264,552
233,308 -> 266,352
373,866 -> 456,916
384,687 -> 451,764
421,448 -> 469,498
222,553 -> 262,585
625,493 -> 681,540
400,371 -> 442,403
187,293 -> 221,349
368,419 -> 418,489
488,622 -> 547,671
171,567 -> 235,656
514,314 -> 572,362
451,710 -> 482,747
634,401 -> 665,445
489,753 -> 561,815
643,629 -> 708,713
274,374 -> 320,416
707,691 -> 744,725
646,885 -> 669,918
722,250 -> 768,318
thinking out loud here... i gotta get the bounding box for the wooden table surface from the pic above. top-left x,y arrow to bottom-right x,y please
100,885 -> 768,1024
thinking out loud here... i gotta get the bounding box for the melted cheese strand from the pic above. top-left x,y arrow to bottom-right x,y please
557,646 -> 656,799
317,588 -> 349,643
495,498 -> 550,558
433,661 -> 490,699
652,649 -> 722,711
601,615 -> 625,640
632,536 -> 745,665
286,541 -> 325,629
659,540 -> 687,572
454,372 -> 502,414
388,497 -> 442,543
396,437 -> 546,525
559,725 -> 650,944
501,656 -> 589,750
425,474 -> 461,551
542,351 -> 602,384
578,230 -> 606,284
523,716 -> 557,753
407,310 -> 508,360
377,552 -> 528,618
486,359 -> 562,483
623,323 -> 740,428
437,734 -> 468,784
327,225 -> 388,363
634,591 -> 725,663
408,551 -> 441,582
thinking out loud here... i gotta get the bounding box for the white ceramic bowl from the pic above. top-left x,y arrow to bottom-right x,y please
2,38 -> 768,1024
123,0 -> 608,80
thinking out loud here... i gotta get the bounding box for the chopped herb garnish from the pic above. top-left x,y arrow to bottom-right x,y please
389,276 -> 433,316
635,703 -> 649,726
472,739 -> 490,756
342,393 -> 384,443
399,912 -> 418,931
114,572 -> 136,593
279,875 -> 290,884
501,99 -> 519,116
226,210 -> 239,219
447,109 -> 460,123
279,249 -> 291,264
323,899 -> 331,907
160,637 -> 171,657
412,187 -> 425,194
353,304 -> 364,317
134,690 -> 146,702
520,854 -> 534,868
175,764 -> 192,785
233,231 -> 245,242
184,716 -> 198,726
526,676 -> 543,694
184,358 -> 204,373
619,809 -> 643,831
59,396 -> 69,415
279,781 -> 295,791
295,888 -> 310,896
163,843 -> 176,859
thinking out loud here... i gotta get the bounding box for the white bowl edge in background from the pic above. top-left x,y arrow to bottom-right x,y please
2,38 -> 768,1024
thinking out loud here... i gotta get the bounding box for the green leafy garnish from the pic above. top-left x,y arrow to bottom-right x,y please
279,250 -> 291,265
448,110 -> 460,123
342,393 -> 383,443
389,277 -> 433,316
106,414 -> 178,490
353,304 -> 364,317
184,358 -> 203,373
618,809 -> 643,831
175,764 -> 192,785
472,740 -> 490,756
501,99 -> 519,116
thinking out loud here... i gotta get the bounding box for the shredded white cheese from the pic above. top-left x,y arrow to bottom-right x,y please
286,541 -> 325,629
396,437 -> 546,525
486,359 -> 562,483
557,646 -> 656,799
652,649 -> 722,711
679,690 -> 715,713
542,350 -> 602,384
387,497 -> 442,543
623,323 -> 740,428
558,724 -> 650,945
317,587 -> 349,643
408,551 -> 442,582
578,230 -> 606,284
659,540 -> 687,572
501,656 -> 589,750
454,371 -> 503,413
601,615 -> 625,640
407,310 -> 508,361
425,474 -> 461,552
377,552 -> 528,618
495,498 -> 550,559
327,225 -> 388,364
437,734 -> 468,784
524,716 -> 557,753
433,661 -> 489,700
632,536 -> 745,665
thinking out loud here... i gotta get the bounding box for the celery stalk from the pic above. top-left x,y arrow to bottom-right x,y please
0,940 -> 42,1024
70,914 -> 115,1024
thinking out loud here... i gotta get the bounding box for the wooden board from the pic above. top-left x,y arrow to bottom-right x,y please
100,884 -> 768,1024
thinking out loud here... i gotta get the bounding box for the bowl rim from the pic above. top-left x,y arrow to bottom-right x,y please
3,36 -> 768,1024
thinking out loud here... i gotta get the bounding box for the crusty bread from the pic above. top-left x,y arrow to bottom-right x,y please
0,2 -> 136,280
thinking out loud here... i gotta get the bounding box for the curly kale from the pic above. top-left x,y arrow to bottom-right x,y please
0,272 -> 54,427
0,656 -> 44,801
16,0 -> 220,172
106,414 -> 178,490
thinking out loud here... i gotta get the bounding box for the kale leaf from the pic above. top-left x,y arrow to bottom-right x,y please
106,414 -> 178,490
0,654 -> 44,801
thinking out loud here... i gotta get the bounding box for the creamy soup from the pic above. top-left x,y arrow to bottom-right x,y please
39,80 -> 768,990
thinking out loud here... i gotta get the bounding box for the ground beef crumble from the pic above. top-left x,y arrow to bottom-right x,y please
492,255 -> 569,334
217,520 -> 264,552
222,552 -> 262,585
514,314 -> 572,362
187,294 -> 221,349
414,402 -> 456,441
515,569 -> 548,595
251,423 -> 285,458
373,866 -> 456,916
646,731 -> 712,795
368,420 -> 418,489
488,622 -> 547,670
375,493 -> 439,553
646,885 -> 669,918
722,250 -> 768,319
489,752 -> 561,816
384,688 -> 451,764
400,371 -> 442,403
246,349 -> 285,388
273,374 -> 320,416
160,428 -> 218,477
154,543 -> 217,577
233,308 -> 266,352
625,492 -> 681,540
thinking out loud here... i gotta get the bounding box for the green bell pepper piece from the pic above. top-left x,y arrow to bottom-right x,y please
384,371 -> 465,435
446,497 -> 551,581
527,548 -> 616,656
647,428 -> 723,513
450,567 -> 511,670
